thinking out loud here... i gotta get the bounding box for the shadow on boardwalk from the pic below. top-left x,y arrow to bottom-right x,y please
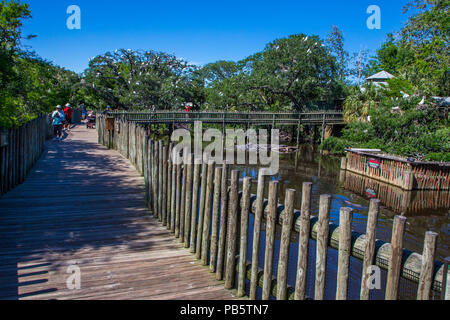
0,125 -> 236,300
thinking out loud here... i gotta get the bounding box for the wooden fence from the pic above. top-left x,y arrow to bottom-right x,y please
340,170 -> 450,216
343,150 -> 450,191
0,109 -> 82,197
98,115 -> 450,300
0,115 -> 52,197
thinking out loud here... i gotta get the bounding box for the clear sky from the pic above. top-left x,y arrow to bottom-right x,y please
21,0 -> 413,74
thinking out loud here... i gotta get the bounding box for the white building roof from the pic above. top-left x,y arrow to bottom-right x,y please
366,71 -> 395,81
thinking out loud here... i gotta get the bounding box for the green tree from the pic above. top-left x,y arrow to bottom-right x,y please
326,25 -> 349,82
81,49 -> 197,110
368,0 -> 449,95
0,0 -> 31,51
248,34 -> 340,111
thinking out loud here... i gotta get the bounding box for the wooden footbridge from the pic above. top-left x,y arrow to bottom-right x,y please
107,110 -> 345,126
0,113 -> 448,300
0,123 -> 237,300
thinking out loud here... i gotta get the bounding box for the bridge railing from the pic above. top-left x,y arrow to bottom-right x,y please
97,115 -> 449,300
105,110 -> 345,124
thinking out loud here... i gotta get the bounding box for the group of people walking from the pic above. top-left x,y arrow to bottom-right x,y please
51,104 -> 73,141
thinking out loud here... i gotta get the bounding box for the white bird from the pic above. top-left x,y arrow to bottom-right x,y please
419,96 -> 425,105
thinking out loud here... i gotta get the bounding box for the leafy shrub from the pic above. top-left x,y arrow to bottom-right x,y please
320,137 -> 347,154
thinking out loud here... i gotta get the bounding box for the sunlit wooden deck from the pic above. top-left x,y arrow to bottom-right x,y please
0,125 -> 237,300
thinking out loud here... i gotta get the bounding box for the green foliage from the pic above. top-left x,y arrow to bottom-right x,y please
320,136 -> 347,155
0,0 -> 80,128
343,85 -> 379,121
81,49 -> 200,111
368,1 -> 449,96
249,34 -> 341,111
0,0 -> 31,51
326,25 -> 349,82
324,84 -> 449,161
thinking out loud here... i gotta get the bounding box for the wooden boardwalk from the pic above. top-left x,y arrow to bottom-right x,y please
0,124 -> 237,300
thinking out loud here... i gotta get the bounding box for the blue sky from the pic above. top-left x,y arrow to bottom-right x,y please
21,0 -> 413,74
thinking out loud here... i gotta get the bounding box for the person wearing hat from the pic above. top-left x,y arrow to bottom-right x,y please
63,103 -> 73,131
52,105 -> 66,141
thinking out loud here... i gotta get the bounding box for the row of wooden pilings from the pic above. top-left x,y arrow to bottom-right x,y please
0,115 -> 52,197
97,116 -> 449,300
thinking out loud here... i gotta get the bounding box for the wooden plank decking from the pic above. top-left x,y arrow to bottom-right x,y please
0,124 -> 237,300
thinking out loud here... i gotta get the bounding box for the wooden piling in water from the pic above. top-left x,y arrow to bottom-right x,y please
336,207 -> 353,300
314,194 -> 332,300
250,169 -> 266,299
277,188 -> 295,300
295,182 -> 312,300
360,198 -> 380,300
385,215 -> 407,300
190,160 -> 201,252
201,160 -> 216,265
210,167 -> 223,273
262,180 -> 279,300
237,176 -> 252,297
216,162 -> 229,280
224,170 -> 240,290
417,231 -> 438,300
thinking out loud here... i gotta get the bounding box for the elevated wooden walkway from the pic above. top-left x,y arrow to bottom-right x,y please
0,125 -> 237,300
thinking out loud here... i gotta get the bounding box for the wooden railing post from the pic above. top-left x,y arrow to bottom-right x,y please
385,215 -> 407,300
210,166 -> 223,272
162,145 -> 168,226
196,162 -> 208,259
314,194 -> 332,300
170,149 -> 177,233
417,231 -> 438,300
166,142 -> 173,230
262,180 -> 279,300
216,162 -> 229,280
224,170 -> 240,290
360,198 -> 380,300
336,207 -> 353,300
201,160 -> 215,265
277,188 -> 296,300
237,176 -> 252,297
295,182 -> 312,300
189,160 -> 201,252
158,141 -> 163,221
250,169 -> 266,299
179,158 -> 187,243
175,160 -> 182,238
183,156 -> 194,248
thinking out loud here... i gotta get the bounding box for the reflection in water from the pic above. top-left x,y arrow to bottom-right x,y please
231,146 -> 448,300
